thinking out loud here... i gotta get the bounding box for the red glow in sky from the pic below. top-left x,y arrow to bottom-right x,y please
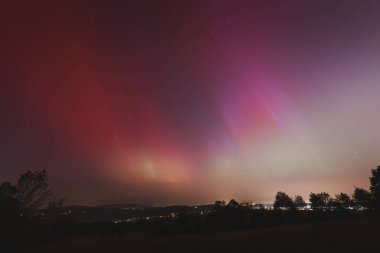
1,1 -> 380,205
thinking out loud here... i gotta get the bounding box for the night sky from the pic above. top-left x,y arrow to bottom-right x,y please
1,1 -> 380,206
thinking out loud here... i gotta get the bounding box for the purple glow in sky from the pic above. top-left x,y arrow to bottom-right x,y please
1,1 -> 380,205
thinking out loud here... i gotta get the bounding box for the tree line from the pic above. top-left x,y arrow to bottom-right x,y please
272,166 -> 379,211
2,166 -> 380,217
1,166 -> 380,250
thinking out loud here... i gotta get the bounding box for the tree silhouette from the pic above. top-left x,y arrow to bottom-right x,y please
294,195 -> 307,209
370,165 -> 380,209
214,200 -> 226,207
227,199 -> 241,209
309,192 -> 331,211
352,187 -> 371,210
213,200 -> 226,214
0,182 -> 19,221
16,169 -> 55,215
273,192 -> 295,210
332,193 -> 351,211
0,182 -> 17,201
0,168 -> 62,218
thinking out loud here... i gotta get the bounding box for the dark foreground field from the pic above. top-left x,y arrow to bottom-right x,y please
25,216 -> 380,253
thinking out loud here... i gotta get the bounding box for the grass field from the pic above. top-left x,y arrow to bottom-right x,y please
25,217 -> 380,253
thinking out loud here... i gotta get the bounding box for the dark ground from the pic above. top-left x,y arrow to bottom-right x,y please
24,216 -> 380,253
